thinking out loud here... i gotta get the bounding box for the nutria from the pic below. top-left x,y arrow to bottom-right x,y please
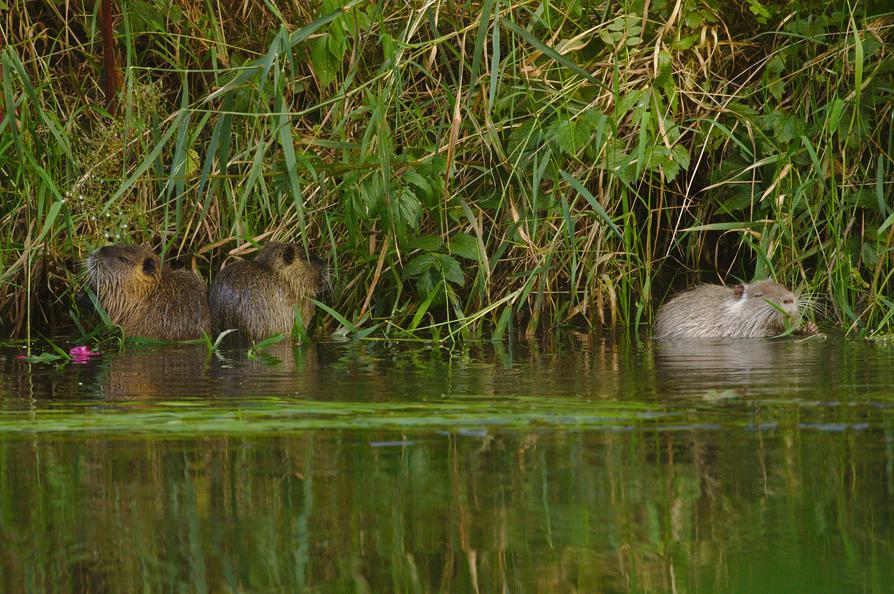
84,244 -> 211,340
208,242 -> 327,341
654,279 -> 816,339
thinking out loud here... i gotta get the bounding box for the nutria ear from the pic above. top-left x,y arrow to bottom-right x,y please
733,284 -> 745,298
282,246 -> 295,265
142,257 -> 156,275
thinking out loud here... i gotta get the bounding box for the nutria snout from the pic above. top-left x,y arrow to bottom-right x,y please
208,242 -> 327,341
84,244 -> 211,340
654,279 -> 814,339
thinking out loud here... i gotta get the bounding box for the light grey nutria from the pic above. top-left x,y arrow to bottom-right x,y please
654,279 -> 816,339
85,244 -> 211,340
208,242 -> 327,341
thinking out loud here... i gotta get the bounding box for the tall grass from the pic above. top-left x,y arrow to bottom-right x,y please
1,0 -> 892,339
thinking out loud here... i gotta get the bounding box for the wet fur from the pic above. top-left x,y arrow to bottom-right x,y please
654,280 -> 803,339
208,242 -> 326,340
86,245 -> 211,340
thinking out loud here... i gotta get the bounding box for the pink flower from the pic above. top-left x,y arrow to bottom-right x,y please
69,345 -> 100,363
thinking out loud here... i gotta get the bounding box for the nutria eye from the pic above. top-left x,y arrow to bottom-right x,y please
118,256 -> 129,264
142,258 -> 156,275
282,246 -> 295,265
753,293 -> 764,298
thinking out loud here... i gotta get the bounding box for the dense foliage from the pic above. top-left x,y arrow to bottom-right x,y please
1,0 -> 892,339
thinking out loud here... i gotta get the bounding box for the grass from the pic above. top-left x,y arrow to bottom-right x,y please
1,0 -> 892,339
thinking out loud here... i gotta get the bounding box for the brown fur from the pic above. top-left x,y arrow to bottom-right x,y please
654,279 -> 812,339
85,245 -> 211,340
209,242 -> 326,341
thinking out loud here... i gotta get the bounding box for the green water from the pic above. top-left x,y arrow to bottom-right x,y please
0,336 -> 892,593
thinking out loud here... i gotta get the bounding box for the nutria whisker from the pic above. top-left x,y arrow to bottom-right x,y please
795,291 -> 832,320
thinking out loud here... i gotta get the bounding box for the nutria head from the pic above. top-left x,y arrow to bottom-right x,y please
86,244 -> 161,320
728,279 -> 800,332
255,242 -> 328,299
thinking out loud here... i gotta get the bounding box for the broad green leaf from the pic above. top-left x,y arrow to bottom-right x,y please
436,253 -> 465,287
449,233 -> 480,261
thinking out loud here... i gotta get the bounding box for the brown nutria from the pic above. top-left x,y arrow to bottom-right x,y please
208,242 -> 327,341
84,244 -> 211,340
654,279 -> 816,339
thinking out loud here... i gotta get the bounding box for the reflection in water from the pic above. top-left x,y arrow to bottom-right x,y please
653,337 -> 827,396
0,335 -> 892,593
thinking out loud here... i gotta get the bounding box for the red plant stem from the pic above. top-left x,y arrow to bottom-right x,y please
101,0 -> 118,115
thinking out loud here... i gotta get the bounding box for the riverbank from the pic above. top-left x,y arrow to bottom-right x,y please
1,1 -> 891,338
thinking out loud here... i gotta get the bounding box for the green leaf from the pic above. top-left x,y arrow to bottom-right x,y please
746,0 -> 771,23
877,155 -> 889,216
312,299 -> 359,334
663,144 -> 691,181
560,169 -> 622,240
878,210 -> 894,237
106,110 -> 182,211
851,13 -> 863,103
408,280 -> 441,330
615,88 -> 646,120
683,221 -> 764,232
764,110 -> 806,145
470,0 -> 496,85
311,35 -> 338,86
436,253 -> 465,287
205,0 -> 364,102
381,32 -> 396,63
671,33 -> 700,50
392,188 -> 422,238
35,200 -> 63,244
404,253 -> 436,278
406,235 -> 442,251
501,18 -> 606,90
326,23 -> 347,60
18,352 -> 66,364
763,55 -> 785,102
720,190 -> 754,213
404,170 -> 432,196
549,118 -> 591,156
449,233 -> 480,261
415,269 -> 436,297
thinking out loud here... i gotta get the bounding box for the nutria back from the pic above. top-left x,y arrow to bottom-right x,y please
209,242 -> 326,341
85,244 -> 211,340
654,279 -> 803,339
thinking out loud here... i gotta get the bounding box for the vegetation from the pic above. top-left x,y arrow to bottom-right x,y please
1,0 -> 892,340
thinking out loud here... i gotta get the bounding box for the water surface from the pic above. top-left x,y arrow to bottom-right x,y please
1,335 -> 892,593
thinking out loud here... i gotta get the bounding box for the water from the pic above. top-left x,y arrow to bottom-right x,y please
1,335 -> 892,593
